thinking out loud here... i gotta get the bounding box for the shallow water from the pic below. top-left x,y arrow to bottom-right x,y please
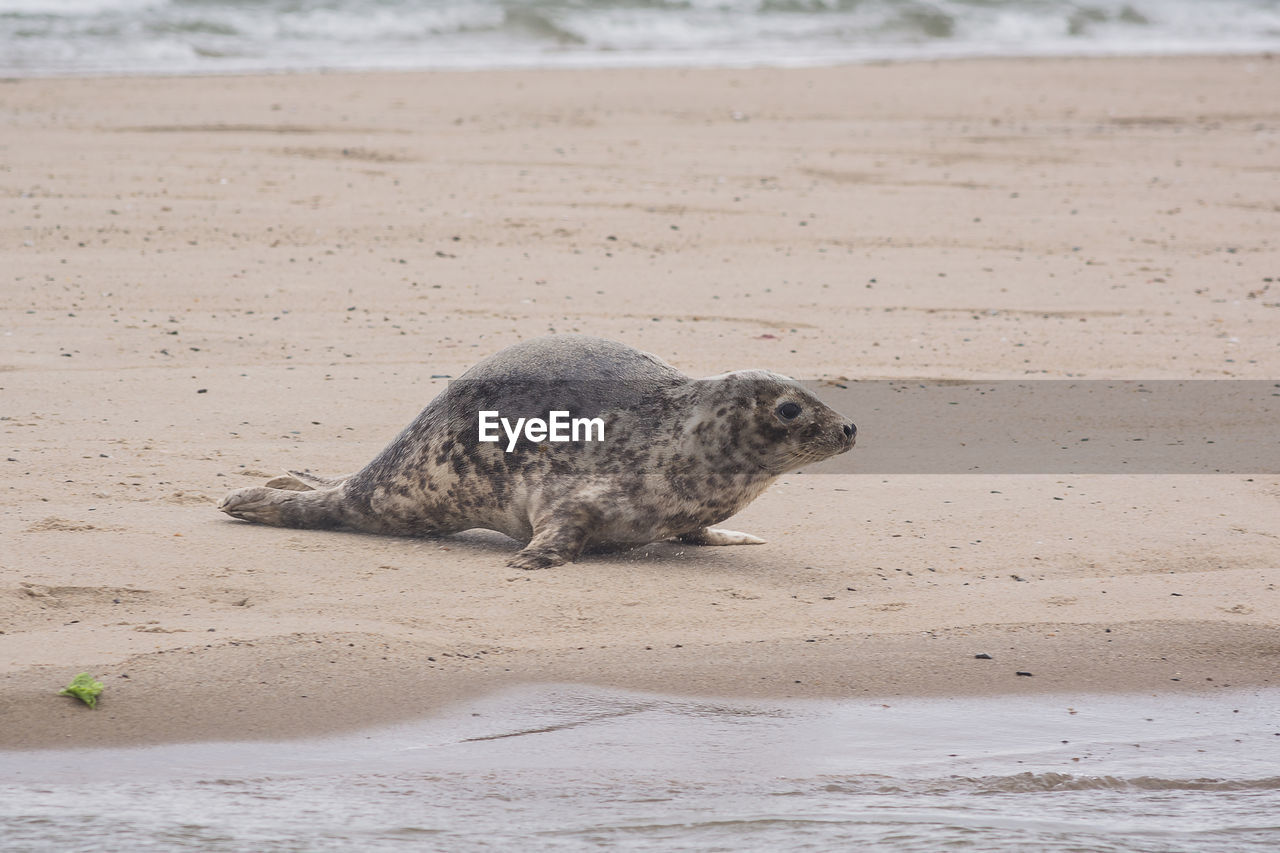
4,686 -> 1280,851
3,0 -> 1280,75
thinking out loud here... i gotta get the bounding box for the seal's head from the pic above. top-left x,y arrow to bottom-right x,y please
691,370 -> 856,476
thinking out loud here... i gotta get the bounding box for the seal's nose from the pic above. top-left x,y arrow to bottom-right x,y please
843,423 -> 857,440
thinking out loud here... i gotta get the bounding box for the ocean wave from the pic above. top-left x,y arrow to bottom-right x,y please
819,772 -> 1280,795
2,0 -> 1279,74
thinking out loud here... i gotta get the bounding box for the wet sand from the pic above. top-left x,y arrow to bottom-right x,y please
5,686 -> 1280,850
2,56 -> 1278,749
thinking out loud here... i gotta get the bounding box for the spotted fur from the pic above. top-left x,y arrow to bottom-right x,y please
218,335 -> 856,569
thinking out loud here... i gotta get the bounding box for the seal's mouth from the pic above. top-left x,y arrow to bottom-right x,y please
786,425 -> 857,468
764,420 -> 857,474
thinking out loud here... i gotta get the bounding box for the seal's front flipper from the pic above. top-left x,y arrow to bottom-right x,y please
674,527 -> 766,546
507,549 -> 566,570
508,519 -> 592,570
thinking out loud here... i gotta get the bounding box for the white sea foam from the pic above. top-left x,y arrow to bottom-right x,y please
1,0 -> 1278,75
0,0 -> 162,13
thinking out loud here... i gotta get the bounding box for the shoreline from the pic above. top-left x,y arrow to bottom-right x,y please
4,619 -> 1278,750
5,48 -> 1278,82
2,55 -> 1277,751
7,684 -> 1278,852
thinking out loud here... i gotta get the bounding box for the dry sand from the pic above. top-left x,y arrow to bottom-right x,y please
1,56 -> 1278,749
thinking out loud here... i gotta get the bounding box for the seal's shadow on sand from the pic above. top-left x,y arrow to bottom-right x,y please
394,527 -> 761,570
219,517 -> 762,572
448,529 -> 747,569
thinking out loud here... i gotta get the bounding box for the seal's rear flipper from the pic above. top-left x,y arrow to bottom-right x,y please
218,486 -> 348,530
289,469 -> 351,488
264,474 -> 314,491
264,470 -> 350,491
673,527 -> 766,546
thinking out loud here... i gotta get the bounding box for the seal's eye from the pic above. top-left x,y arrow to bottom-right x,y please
776,402 -> 802,421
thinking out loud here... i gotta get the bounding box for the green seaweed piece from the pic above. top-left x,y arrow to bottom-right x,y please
58,673 -> 104,710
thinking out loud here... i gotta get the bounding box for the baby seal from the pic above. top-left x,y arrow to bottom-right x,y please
218,335 -> 856,569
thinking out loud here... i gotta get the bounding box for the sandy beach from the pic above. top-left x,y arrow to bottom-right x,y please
1,56 -> 1278,750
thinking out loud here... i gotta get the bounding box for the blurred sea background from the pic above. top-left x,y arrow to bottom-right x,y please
2,0 -> 1279,75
